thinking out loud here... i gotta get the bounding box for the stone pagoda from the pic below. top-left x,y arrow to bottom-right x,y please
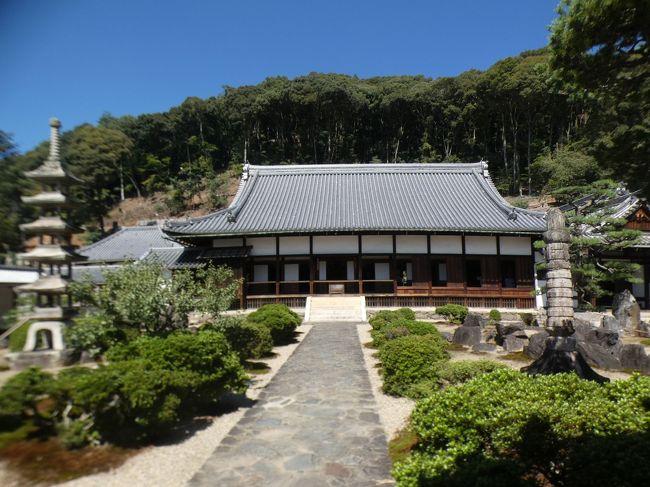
9,118 -> 87,369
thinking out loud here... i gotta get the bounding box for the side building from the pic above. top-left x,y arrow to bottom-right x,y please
163,162 -> 546,310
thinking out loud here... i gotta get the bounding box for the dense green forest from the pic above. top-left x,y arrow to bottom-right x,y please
1,0 -> 647,256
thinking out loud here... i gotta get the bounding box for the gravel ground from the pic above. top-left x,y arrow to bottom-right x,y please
357,324 -> 414,441
58,324 -> 314,487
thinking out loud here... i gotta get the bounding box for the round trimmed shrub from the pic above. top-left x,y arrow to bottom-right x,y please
246,304 -> 301,344
435,304 -> 468,324
379,335 -> 449,396
371,319 -> 443,348
369,308 -> 416,331
488,309 -> 502,322
224,322 -> 273,359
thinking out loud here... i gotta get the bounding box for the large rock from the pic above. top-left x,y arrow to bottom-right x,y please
463,313 -> 488,328
620,344 -> 650,374
496,322 -> 524,337
572,323 -> 623,370
503,335 -> 528,352
612,289 -> 641,334
602,315 -> 624,333
452,326 -> 481,347
574,311 -> 604,328
524,330 -> 549,359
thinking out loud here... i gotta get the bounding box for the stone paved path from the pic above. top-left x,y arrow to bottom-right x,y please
190,322 -> 394,487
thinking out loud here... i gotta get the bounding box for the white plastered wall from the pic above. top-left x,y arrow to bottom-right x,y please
248,237 -> 276,256
500,236 -> 532,255
361,235 -> 392,253
396,235 -> 427,254
430,236 -> 462,254
313,235 -> 358,254
279,236 -> 309,255
465,236 -> 497,255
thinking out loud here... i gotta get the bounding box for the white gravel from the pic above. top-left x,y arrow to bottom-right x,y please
59,324 -> 314,487
357,323 -> 415,441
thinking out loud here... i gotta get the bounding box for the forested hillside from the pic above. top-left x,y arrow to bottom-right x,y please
1,0 -> 647,257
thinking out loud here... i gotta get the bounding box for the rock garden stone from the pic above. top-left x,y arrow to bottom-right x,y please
574,311 -> 605,328
620,344 -> 650,374
472,343 -> 497,353
524,330 -> 549,359
452,326 -> 481,347
440,331 -> 453,343
503,335 -> 528,352
463,313 -> 488,328
602,315 -> 624,333
613,289 -> 641,334
496,322 -> 525,337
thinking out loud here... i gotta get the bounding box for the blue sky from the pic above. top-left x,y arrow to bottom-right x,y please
1,0 -> 559,153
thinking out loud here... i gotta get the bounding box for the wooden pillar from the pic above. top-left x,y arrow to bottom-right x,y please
461,235 -> 467,293
275,237 -> 280,300
309,236 -> 314,295
427,235 -> 432,297
358,235 -> 363,295
391,235 -> 397,295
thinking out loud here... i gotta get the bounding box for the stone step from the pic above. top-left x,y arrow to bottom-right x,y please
305,296 -> 366,322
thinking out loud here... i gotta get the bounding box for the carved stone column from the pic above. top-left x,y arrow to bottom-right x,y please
522,208 -> 607,382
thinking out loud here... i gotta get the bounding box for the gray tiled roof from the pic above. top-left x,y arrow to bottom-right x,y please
79,225 -> 181,263
141,247 -> 204,269
164,163 -> 546,238
71,265 -> 122,285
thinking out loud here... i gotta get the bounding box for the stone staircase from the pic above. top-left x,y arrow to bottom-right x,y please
305,296 -> 366,322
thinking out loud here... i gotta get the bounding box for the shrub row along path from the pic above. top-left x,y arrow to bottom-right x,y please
190,321 -> 394,487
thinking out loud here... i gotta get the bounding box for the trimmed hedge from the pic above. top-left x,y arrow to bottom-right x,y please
371,319 -> 443,348
405,360 -> 508,399
369,308 -> 416,331
204,315 -> 273,359
378,335 -> 449,396
246,304 -> 301,344
394,370 -> 650,487
435,304 -> 468,324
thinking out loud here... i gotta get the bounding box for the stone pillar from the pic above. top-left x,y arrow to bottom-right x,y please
49,117 -> 61,160
522,208 -> 607,382
544,208 -> 574,332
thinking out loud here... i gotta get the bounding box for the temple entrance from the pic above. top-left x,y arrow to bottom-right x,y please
315,257 -> 358,294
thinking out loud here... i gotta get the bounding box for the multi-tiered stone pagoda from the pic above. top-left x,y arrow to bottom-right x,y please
10,118 -> 86,368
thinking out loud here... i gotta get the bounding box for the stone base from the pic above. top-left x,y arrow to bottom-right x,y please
521,337 -> 609,383
6,350 -> 73,370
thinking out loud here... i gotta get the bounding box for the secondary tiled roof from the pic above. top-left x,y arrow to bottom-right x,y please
164,163 -> 546,239
141,247 -> 204,269
79,225 -> 181,263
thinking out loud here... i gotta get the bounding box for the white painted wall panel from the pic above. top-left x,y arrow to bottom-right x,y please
347,261 -> 355,280
284,263 -> 299,281
429,235 -> 462,254
279,236 -> 310,255
375,263 -> 390,280
361,235 -> 392,253
248,237 -> 276,256
396,235 -> 427,254
465,236 -> 497,255
213,238 -> 243,248
313,235 -> 358,254
500,236 -> 531,255
253,264 -> 268,282
318,261 -> 327,280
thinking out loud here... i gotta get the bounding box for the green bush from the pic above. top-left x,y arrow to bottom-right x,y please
65,313 -> 123,358
63,331 -> 250,443
379,335 -> 449,396
488,309 -> 502,322
0,368 -> 56,432
246,304 -> 301,344
394,370 -> 650,487
519,312 -> 537,326
371,319 -> 442,348
405,360 -> 507,399
435,304 -> 468,324
223,322 -> 273,359
369,308 -> 416,331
